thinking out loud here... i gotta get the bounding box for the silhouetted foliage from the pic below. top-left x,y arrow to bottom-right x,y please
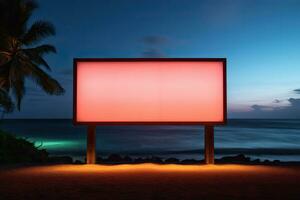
123,155 -> 133,162
0,0 -> 64,110
107,154 -> 124,163
47,156 -> 73,164
0,89 -> 14,116
91,154 -> 299,165
217,154 -> 251,164
180,159 -> 200,164
0,129 -> 48,163
165,157 -> 180,164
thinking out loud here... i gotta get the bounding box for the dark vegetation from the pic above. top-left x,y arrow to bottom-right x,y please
0,129 -> 48,163
0,129 -> 72,164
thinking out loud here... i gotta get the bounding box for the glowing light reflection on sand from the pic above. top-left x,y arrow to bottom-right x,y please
22,164 -> 281,174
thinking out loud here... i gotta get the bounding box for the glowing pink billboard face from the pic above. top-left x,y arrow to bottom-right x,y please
74,59 -> 226,124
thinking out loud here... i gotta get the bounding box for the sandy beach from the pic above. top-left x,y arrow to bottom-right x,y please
1,164 -> 300,200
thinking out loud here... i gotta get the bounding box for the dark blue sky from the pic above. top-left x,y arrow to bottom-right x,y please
8,0 -> 300,118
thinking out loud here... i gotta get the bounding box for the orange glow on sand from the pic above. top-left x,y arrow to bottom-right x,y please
75,61 -> 225,123
15,164 -> 287,174
2,164 -> 299,200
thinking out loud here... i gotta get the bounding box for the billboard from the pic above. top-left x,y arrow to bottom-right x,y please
73,58 -> 226,125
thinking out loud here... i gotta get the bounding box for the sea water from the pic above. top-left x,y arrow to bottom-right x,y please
1,119 -> 300,161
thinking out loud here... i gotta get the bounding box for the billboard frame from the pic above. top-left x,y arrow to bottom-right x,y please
73,58 -> 227,126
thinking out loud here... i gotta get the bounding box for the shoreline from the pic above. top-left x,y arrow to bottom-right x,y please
2,154 -> 300,166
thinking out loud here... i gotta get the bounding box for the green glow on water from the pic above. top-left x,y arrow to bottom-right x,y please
33,140 -> 82,150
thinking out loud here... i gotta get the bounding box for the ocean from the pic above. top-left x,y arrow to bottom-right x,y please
1,119 -> 300,161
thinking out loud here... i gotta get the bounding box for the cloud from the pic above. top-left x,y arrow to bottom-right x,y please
293,89 -> 300,94
273,99 -> 281,103
142,48 -> 165,58
231,98 -> 300,118
230,87 -> 300,118
142,36 -> 168,46
251,104 -> 273,111
288,98 -> 300,107
140,35 -> 168,58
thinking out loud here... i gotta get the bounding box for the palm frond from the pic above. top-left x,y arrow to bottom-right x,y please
0,0 -> 20,36
0,61 -> 11,91
11,76 -> 25,110
19,0 -> 38,32
23,44 -> 57,71
0,51 -> 12,66
0,88 -> 14,113
23,49 -> 52,71
20,0 -> 38,22
0,34 -> 10,50
24,44 -> 56,56
22,21 -> 55,45
24,62 -> 65,95
8,57 -> 26,110
0,0 -> 38,38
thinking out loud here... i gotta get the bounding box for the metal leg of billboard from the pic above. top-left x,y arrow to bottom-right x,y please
87,125 -> 96,164
205,126 -> 214,164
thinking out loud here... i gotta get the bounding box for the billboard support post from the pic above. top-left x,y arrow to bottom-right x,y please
204,125 -> 214,164
87,125 -> 96,164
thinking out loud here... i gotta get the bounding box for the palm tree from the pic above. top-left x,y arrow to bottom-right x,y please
0,89 -> 14,118
0,0 -> 64,110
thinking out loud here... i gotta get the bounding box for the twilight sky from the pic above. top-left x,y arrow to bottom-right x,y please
8,0 -> 300,118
